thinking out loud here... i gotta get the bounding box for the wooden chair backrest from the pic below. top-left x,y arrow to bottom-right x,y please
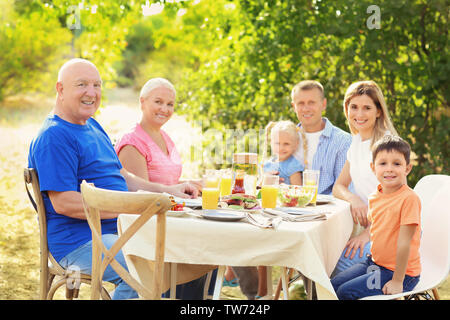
24,168 -> 66,298
80,180 -> 171,299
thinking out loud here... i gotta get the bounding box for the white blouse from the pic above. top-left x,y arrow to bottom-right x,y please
346,133 -> 380,204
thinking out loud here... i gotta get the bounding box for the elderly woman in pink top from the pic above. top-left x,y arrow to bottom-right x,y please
115,78 -> 205,299
115,78 -> 200,188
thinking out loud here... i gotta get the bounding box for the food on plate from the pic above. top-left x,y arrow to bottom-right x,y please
278,185 -> 313,207
168,195 -> 185,211
218,194 -> 259,210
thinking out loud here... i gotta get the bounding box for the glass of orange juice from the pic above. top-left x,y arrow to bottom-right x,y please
219,169 -> 232,197
202,188 -> 220,209
202,170 -> 220,209
303,170 -> 320,206
261,174 -> 279,209
203,169 -> 220,188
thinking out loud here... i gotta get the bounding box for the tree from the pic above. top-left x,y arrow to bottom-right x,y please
0,0 -> 145,100
178,0 -> 449,184
0,1 -> 71,100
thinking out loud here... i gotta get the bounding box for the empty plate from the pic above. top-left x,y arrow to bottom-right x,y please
201,210 -> 246,222
316,194 -> 335,205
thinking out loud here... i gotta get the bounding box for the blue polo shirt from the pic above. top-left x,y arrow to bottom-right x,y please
28,114 -> 127,262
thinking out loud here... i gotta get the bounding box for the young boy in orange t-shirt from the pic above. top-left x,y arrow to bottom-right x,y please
331,135 -> 421,299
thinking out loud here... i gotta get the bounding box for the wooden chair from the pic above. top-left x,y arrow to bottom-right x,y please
80,180 -> 172,299
24,168 -> 111,300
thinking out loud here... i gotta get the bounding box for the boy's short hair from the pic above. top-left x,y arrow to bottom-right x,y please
372,135 -> 411,164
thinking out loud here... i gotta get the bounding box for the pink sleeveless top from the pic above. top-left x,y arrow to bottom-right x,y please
115,123 -> 182,185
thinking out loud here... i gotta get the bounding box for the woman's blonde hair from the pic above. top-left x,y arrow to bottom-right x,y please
263,120 -> 301,160
343,80 -> 397,147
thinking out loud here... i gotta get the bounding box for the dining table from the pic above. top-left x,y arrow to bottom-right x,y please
117,195 -> 354,300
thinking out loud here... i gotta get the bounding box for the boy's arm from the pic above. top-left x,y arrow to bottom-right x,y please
382,224 -> 417,295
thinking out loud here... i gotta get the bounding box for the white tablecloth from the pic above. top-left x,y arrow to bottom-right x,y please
118,198 -> 353,299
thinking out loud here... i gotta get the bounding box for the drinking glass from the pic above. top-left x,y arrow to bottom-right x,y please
202,187 -> 220,210
203,169 -> 220,188
261,174 -> 279,209
202,170 -> 220,209
219,169 -> 232,197
303,170 -> 320,206
244,174 -> 258,196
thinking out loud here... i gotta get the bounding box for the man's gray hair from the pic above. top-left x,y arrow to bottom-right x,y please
140,78 -> 176,99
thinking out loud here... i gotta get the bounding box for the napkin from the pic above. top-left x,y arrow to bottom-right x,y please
262,208 -> 327,222
246,212 -> 282,229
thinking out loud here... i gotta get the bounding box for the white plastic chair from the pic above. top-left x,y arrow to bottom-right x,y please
413,174 -> 450,227
361,180 -> 450,300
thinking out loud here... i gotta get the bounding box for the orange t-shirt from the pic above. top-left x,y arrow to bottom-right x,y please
368,184 -> 421,276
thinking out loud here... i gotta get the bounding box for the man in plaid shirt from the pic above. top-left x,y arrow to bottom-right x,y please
291,80 -> 351,195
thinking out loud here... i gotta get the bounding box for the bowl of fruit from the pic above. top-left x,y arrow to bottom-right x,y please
277,185 -> 314,207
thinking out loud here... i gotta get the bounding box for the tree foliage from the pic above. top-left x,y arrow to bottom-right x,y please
0,1 -> 71,100
177,0 -> 449,185
0,0 -> 447,184
0,0 -> 146,100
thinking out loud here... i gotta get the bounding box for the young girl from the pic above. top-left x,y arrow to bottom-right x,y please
243,120 -> 304,299
263,120 -> 305,185
332,80 -> 398,276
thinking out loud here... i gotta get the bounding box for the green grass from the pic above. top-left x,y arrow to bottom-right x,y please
0,89 -> 449,300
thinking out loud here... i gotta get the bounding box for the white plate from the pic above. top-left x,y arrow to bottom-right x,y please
315,194 -> 335,205
166,207 -> 193,217
168,194 -> 202,208
201,210 -> 246,222
218,205 -> 262,213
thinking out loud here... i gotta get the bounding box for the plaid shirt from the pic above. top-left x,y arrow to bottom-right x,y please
294,118 -> 351,195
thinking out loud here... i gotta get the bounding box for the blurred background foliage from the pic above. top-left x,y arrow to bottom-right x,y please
0,0 -> 448,185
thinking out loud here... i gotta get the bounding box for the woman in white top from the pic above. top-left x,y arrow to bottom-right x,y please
332,80 -> 398,276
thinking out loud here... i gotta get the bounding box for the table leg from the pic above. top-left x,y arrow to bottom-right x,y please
281,267 -> 289,300
170,263 -> 177,299
305,277 -> 311,300
213,265 -> 226,300
266,266 -> 273,298
305,277 -> 317,300
203,271 -> 213,300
